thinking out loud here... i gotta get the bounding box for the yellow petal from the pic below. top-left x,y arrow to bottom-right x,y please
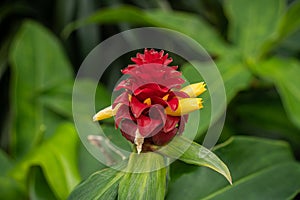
165,98 -> 203,116
93,104 -> 121,121
180,82 -> 206,97
162,94 -> 169,101
143,98 -> 151,105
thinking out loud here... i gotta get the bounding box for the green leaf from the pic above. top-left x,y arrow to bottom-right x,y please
39,80 -> 110,120
251,57 -> 300,129
144,10 -> 229,55
215,54 -> 252,102
77,142 -> 106,180
76,79 -> 111,112
0,150 -> 25,199
38,81 -> 73,118
276,29 -> 300,54
9,20 -> 74,157
0,150 -> 13,176
181,52 -> 252,137
232,97 -> 300,150
72,78 -> 131,166
68,167 -> 124,200
279,0 -> 300,39
10,123 -> 81,199
118,152 -> 167,200
63,5 -> 228,55
159,136 -> 231,185
61,6 -> 149,38
0,176 -> 25,199
167,136 -> 300,200
224,0 -> 284,58
101,125 -> 132,153
28,167 -> 57,200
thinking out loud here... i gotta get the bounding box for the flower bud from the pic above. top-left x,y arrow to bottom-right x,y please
165,98 -> 203,116
180,82 -> 206,97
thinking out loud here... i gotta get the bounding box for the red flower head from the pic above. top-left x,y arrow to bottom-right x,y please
94,49 -> 206,153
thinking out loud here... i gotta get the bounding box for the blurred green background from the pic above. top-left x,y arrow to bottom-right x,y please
1,0 -> 300,199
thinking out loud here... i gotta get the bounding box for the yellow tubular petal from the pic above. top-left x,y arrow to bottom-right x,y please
162,94 -> 169,101
143,98 -> 151,105
180,82 -> 206,97
165,98 -> 203,116
93,106 -> 113,121
93,104 -> 121,121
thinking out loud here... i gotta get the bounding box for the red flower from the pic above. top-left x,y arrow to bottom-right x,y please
94,49 -> 206,153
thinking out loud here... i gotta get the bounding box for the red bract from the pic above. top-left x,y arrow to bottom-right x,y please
93,49 -> 206,154
113,49 -> 188,151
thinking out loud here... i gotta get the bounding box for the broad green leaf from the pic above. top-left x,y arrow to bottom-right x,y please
252,57 -> 300,129
224,0 -> 284,59
68,167 -> 125,200
279,0 -> 300,39
77,142 -> 106,180
183,55 -> 252,103
118,152 -> 166,200
9,20 -> 74,157
39,80 -> 111,119
28,167 -> 57,200
159,136 -> 231,184
62,6 -> 150,37
101,125 -> 132,153
231,98 -> 300,150
181,52 -> 252,137
167,136 -> 300,200
75,79 -> 111,113
276,29 -> 300,55
0,150 -> 25,199
10,123 -> 81,199
38,81 -> 73,118
0,176 -> 25,199
74,81 -> 115,178
144,10 -> 229,55
215,54 -> 252,102
72,78 -> 131,166
63,5 -> 228,55
0,150 -> 12,175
